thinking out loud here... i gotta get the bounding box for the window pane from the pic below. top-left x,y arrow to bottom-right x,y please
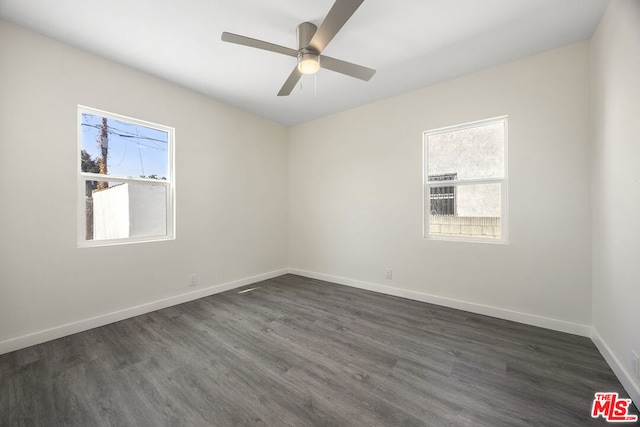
80,113 -> 168,179
427,121 -> 504,180
85,180 -> 167,241
428,183 -> 501,239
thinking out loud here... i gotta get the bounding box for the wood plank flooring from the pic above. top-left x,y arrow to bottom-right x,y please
1,274 -> 637,426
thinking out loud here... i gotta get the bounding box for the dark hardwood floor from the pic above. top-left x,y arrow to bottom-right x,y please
1,274 -> 637,426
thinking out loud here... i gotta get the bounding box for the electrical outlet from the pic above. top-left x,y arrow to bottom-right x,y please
189,274 -> 198,287
632,352 -> 640,380
385,268 -> 393,280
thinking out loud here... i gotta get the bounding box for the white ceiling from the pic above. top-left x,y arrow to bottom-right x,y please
0,0 -> 608,126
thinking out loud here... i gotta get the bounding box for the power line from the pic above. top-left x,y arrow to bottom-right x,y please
81,123 -> 167,151
111,120 -> 168,141
80,122 -> 168,145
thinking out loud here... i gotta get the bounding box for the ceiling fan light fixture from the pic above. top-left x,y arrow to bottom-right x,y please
297,52 -> 320,74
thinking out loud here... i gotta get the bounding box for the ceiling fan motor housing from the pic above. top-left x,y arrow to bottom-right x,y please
297,22 -> 318,50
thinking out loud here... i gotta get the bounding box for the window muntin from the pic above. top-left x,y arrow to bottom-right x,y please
423,117 -> 507,243
78,106 -> 174,247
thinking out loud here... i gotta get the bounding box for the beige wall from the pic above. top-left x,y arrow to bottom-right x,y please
289,41 -> 592,330
0,20 -> 289,348
590,0 -> 640,403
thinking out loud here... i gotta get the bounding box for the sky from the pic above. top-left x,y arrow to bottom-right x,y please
80,113 -> 168,179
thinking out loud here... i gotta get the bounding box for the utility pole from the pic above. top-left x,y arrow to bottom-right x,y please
98,117 -> 108,189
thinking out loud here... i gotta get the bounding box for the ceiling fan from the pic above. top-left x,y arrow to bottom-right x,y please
221,0 -> 376,96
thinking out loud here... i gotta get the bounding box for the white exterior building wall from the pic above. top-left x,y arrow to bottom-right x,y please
128,184 -> 167,238
92,183 -> 167,240
92,184 -> 129,240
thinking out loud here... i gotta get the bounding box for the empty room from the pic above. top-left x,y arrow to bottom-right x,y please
0,0 -> 639,425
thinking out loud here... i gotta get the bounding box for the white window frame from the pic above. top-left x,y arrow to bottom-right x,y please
422,116 -> 508,244
77,105 -> 175,247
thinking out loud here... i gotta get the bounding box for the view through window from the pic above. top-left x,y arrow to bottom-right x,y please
78,106 -> 174,246
423,117 -> 507,242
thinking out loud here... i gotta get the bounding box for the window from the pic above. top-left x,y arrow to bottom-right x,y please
423,117 -> 507,242
78,106 -> 175,247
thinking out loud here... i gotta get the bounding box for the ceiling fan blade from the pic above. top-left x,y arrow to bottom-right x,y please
221,32 -> 298,58
308,0 -> 364,53
277,67 -> 303,96
320,55 -> 375,81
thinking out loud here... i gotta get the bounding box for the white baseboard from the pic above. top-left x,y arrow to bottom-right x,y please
591,329 -> 640,407
6,266 -> 636,408
288,268 -> 592,337
0,268 -> 288,356
2,267 -> 637,408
